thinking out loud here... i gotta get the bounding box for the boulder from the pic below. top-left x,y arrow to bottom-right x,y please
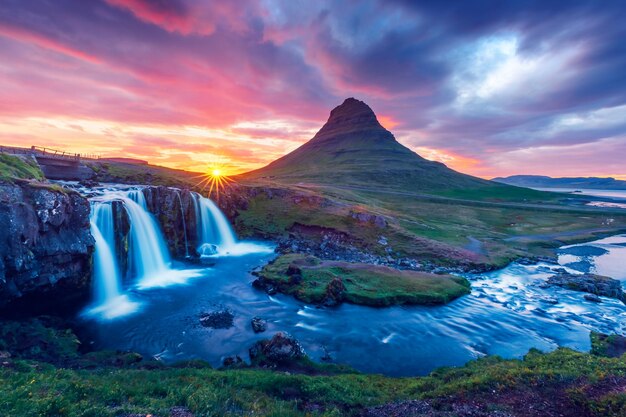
547,272 -> 625,303
251,316 -> 267,333
249,332 -> 305,365
199,309 -> 234,329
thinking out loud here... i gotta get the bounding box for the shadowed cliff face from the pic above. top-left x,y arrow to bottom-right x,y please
0,181 -> 94,316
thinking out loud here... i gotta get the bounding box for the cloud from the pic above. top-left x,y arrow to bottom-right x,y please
0,0 -> 624,178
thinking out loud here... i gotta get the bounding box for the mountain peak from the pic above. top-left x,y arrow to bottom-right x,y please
316,97 -> 385,139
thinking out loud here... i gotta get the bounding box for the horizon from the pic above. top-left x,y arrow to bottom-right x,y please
1,1 -> 625,179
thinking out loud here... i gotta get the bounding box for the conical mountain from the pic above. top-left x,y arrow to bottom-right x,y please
243,98 -> 492,192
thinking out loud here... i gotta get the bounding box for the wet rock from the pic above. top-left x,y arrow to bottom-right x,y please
584,293 -> 602,303
199,309 -> 234,329
547,272 -> 625,303
251,316 -> 267,333
198,243 -> 218,258
0,181 -> 94,315
537,295 -> 559,305
249,332 -> 305,365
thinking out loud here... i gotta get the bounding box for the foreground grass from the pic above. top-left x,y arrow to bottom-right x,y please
0,154 -> 44,181
1,348 -> 625,416
258,254 -> 471,306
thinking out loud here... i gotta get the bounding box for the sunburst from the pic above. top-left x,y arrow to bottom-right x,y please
193,160 -> 234,199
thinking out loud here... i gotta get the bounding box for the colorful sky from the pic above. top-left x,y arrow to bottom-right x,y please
1,0 -> 625,179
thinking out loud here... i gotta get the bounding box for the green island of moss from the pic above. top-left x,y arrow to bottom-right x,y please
256,254 -> 471,306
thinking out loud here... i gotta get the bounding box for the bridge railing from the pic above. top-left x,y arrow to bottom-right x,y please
0,145 -> 101,161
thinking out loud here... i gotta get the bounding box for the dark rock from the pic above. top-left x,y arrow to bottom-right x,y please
142,186 -> 196,259
0,182 -> 94,315
199,309 -> 234,329
222,355 -> 244,367
584,293 -> 602,303
322,277 -> 346,306
251,316 -> 267,333
249,332 -> 305,365
547,272 -> 625,303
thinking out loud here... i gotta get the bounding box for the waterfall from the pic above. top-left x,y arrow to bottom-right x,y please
119,192 -> 172,285
176,191 -> 190,258
85,201 -> 139,320
90,202 -> 122,304
192,192 -> 237,255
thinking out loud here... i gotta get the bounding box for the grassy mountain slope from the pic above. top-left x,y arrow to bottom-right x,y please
243,98 -> 495,192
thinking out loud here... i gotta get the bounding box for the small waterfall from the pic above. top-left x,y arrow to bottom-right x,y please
176,191 -> 190,258
192,192 -> 237,254
120,192 -> 172,285
86,201 -> 138,320
90,202 -> 122,304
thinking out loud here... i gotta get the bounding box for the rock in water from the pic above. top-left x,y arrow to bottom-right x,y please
249,332 -> 305,365
251,316 -> 267,333
547,272 -> 625,303
199,309 -> 234,329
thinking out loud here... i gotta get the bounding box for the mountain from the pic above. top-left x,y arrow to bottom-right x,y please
493,175 -> 626,190
242,98 -> 495,192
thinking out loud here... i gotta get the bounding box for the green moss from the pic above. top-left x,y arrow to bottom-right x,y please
258,254 -> 471,306
0,154 -> 44,181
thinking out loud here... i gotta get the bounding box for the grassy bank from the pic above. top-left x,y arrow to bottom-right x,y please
0,154 -> 44,181
257,254 -> 471,306
1,347 -> 625,416
235,180 -> 626,269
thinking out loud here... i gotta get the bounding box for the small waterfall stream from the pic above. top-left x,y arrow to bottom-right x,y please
192,192 -> 237,255
90,202 -> 122,304
119,194 -> 172,285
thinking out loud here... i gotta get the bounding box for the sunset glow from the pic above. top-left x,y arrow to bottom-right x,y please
0,1 -> 624,178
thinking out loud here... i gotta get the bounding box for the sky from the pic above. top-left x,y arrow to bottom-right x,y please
0,0 -> 625,179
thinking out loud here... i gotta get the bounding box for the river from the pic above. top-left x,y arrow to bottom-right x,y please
84,233 -> 626,377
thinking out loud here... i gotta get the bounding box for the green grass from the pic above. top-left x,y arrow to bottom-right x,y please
1,347 -> 625,416
86,161 -> 201,188
235,181 -> 626,269
0,154 -> 44,181
258,254 -> 471,306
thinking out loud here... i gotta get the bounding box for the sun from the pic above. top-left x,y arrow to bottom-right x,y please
193,160 -> 234,199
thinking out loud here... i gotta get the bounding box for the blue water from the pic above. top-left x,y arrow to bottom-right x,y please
84,234 -> 626,377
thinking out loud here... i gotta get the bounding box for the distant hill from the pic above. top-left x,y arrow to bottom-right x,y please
243,98 -> 504,193
493,175 -> 626,190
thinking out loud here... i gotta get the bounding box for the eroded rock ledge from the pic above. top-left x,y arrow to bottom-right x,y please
0,181 -> 94,315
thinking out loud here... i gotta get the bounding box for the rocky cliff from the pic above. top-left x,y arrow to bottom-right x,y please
142,186 -> 198,258
0,181 -> 94,315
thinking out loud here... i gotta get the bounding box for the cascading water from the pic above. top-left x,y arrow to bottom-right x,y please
191,192 -> 272,256
120,193 -> 172,283
85,201 -> 138,320
91,202 -> 122,304
192,192 -> 236,255
84,185 -> 270,321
